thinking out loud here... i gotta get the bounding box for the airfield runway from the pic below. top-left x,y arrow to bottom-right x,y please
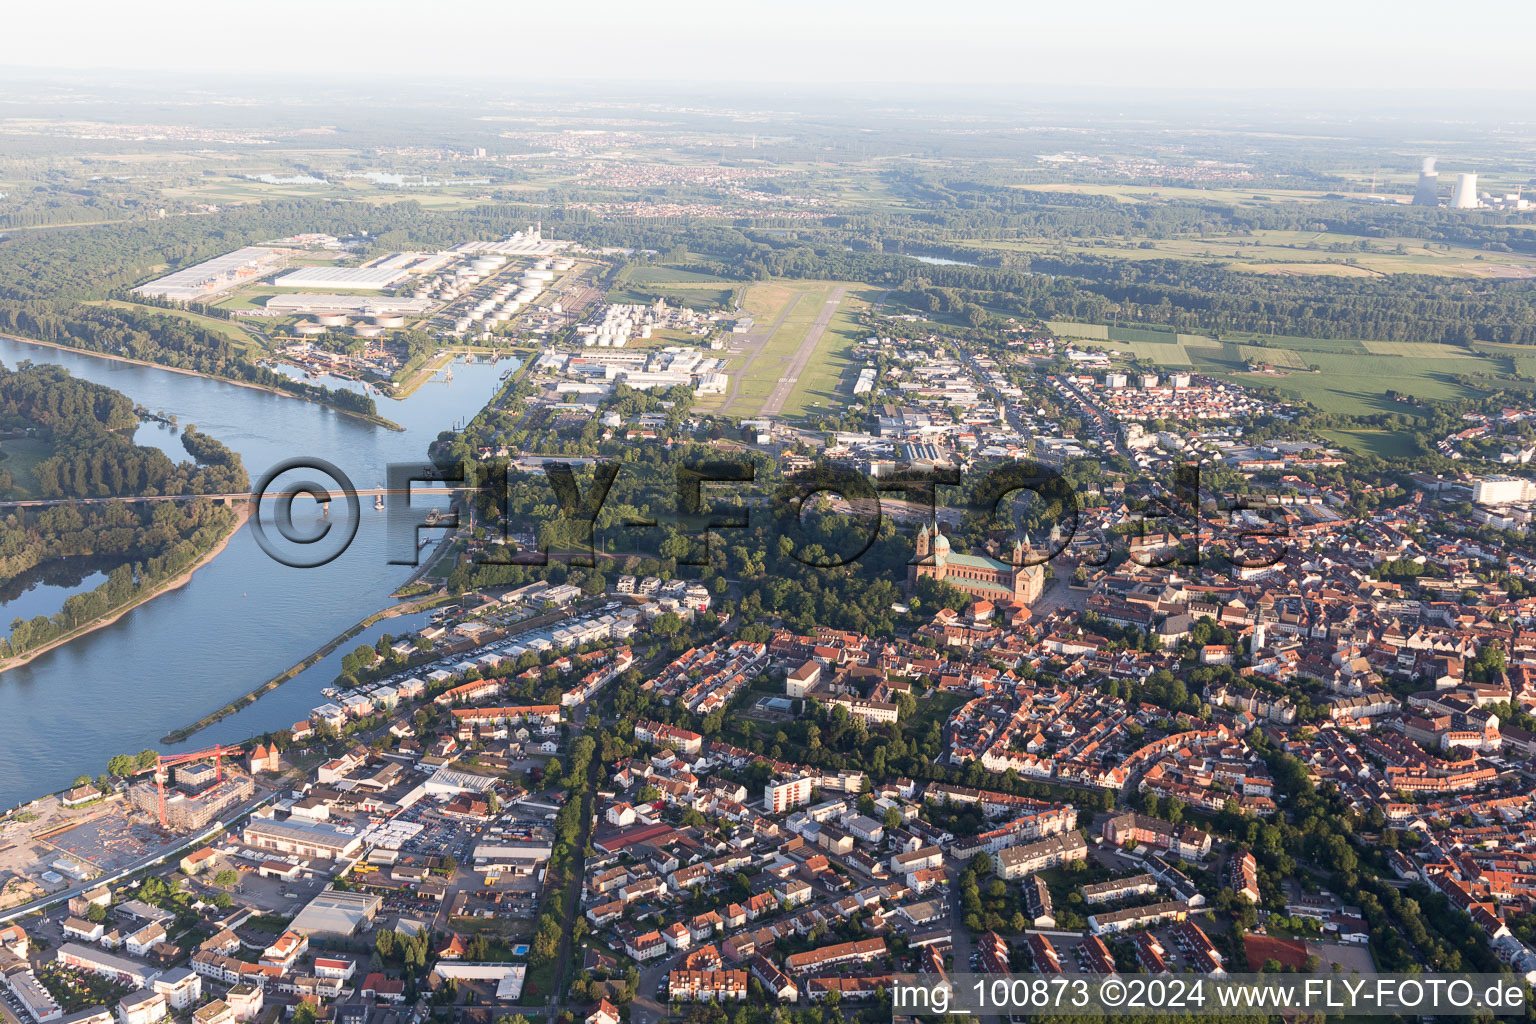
761,286 -> 846,417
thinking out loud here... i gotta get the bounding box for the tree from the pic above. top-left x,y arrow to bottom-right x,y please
213,869 -> 238,888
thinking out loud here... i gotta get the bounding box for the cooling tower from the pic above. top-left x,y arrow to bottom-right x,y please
1452,172 -> 1479,209
1413,157 -> 1440,206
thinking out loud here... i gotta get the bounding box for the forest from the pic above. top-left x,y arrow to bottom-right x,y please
0,305 -> 379,419
0,362 -> 246,657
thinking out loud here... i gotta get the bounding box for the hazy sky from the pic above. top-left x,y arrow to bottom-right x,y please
10,0 -> 1536,91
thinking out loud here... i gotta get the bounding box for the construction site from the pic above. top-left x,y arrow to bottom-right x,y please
0,746 -> 265,913
124,747 -> 253,833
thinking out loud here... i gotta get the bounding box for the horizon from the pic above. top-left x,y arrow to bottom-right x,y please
9,0 -> 1536,93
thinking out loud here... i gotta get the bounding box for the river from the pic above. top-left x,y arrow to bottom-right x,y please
0,336 -> 515,809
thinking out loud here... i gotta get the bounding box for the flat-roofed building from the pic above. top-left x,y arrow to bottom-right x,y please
133,247 -> 287,303
263,294 -> 433,317
191,1001 -> 234,1024
151,968 -> 201,1010
242,818 -> 363,860
117,989 -> 167,1024
272,267 -> 409,290
288,890 -> 383,938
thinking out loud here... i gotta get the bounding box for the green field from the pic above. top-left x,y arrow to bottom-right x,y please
1359,341 -> 1475,358
780,288 -> 875,418
1056,319 -> 1502,425
622,265 -> 735,285
976,222 -> 1536,279
706,280 -> 866,419
0,435 -> 53,498
1046,321 -> 1107,340
1237,345 -> 1306,368
1125,341 -> 1192,365
96,300 -> 263,351
1320,429 -> 1423,459
1228,356 -> 1479,415
1107,325 -> 1178,344
607,283 -> 734,310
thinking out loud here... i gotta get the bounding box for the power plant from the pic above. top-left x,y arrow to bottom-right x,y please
1413,157 -> 1440,206
1453,172 -> 1480,209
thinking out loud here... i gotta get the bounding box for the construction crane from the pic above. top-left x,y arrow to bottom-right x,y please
134,745 -> 244,829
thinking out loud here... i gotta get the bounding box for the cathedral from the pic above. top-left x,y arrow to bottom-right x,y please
907,523 -> 1045,605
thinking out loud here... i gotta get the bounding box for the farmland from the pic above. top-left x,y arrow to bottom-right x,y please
972,225 -> 1536,279
1050,321 -> 1506,418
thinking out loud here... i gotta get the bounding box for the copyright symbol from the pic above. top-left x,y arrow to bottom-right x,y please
249,457 -> 359,569
1100,978 -> 1126,1008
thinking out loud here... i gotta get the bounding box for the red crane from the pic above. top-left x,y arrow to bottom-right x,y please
134,745 -> 244,829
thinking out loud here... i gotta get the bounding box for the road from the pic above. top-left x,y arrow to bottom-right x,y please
761,287 -> 846,418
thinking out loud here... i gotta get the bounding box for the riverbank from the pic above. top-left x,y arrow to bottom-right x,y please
0,332 -> 405,432
389,345 -> 526,401
160,589 -> 455,744
0,505 -> 250,675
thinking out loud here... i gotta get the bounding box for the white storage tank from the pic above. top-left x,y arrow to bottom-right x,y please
295,322 -> 326,336
353,324 -> 384,339
315,313 -> 349,327
552,259 -> 574,271
372,313 -> 406,328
